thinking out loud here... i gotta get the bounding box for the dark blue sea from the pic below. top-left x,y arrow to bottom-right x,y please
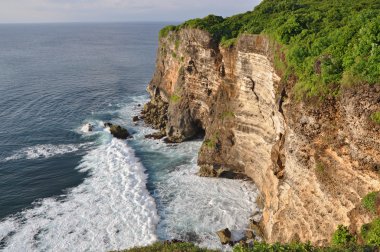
0,23 -> 259,251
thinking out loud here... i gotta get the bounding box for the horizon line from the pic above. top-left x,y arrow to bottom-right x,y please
0,20 -> 183,25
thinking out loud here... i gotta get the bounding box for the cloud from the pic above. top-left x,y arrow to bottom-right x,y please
0,0 -> 261,23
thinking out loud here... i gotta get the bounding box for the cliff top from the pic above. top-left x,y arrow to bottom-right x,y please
159,0 -> 380,98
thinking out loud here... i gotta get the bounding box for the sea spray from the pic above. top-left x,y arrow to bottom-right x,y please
0,137 -> 159,251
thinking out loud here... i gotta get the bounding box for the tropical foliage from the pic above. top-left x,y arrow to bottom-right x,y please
160,0 -> 380,97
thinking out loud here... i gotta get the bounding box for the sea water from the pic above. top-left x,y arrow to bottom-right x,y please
0,23 -> 259,251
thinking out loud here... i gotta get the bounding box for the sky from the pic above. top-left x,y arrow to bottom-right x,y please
0,0 -> 261,23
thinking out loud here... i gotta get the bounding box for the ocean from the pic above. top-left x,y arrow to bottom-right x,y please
0,23 -> 259,251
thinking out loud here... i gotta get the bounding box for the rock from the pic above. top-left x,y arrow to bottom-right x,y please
137,104 -> 141,107
249,220 -> 264,238
197,165 -> 217,177
132,116 -> 139,122
245,230 -> 255,240
104,122 -> 130,139
82,123 -> 94,132
104,122 -> 113,128
216,228 -> 231,245
145,131 -> 166,140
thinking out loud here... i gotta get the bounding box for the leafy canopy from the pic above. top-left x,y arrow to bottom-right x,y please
160,0 -> 380,97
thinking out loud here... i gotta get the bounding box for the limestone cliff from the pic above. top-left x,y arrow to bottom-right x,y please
143,28 -> 380,245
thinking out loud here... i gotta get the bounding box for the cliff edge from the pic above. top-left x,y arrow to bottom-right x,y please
142,1 -> 380,244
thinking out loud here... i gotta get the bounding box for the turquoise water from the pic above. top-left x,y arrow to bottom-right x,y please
0,23 -> 259,251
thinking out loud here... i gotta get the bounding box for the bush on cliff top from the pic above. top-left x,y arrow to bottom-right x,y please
331,225 -> 356,246
362,191 -> 379,214
160,0 -> 380,98
361,218 -> 380,246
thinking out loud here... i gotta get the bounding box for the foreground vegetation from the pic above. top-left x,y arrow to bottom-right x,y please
119,191 -> 380,251
160,0 -> 380,98
119,241 -> 378,252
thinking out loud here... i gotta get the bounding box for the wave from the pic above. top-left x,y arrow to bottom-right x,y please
3,143 -> 91,162
0,138 -> 159,251
159,143 -> 260,250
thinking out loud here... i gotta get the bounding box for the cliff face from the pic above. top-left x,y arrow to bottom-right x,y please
143,28 -> 380,244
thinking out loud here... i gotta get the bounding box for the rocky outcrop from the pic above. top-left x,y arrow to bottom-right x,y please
104,123 -> 131,139
143,28 -> 380,245
216,228 -> 232,245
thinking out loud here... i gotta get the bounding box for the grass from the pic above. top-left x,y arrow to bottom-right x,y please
220,111 -> 235,120
315,162 -> 325,174
170,94 -> 181,103
204,139 -> 216,149
370,112 -> 380,124
362,192 -> 379,214
203,132 -> 220,149
115,242 -> 218,252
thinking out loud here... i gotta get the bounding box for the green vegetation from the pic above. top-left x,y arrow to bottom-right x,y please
370,112 -> 380,124
234,242 -> 376,252
331,225 -> 356,246
220,37 -> 237,48
361,218 -> 380,246
203,132 -> 220,149
175,39 -> 181,50
204,139 -> 216,149
159,25 -> 177,38
315,162 -> 325,174
170,94 -> 181,103
159,0 -> 380,97
121,241 -> 378,252
117,242 -> 218,252
362,191 -> 379,214
220,111 -> 235,120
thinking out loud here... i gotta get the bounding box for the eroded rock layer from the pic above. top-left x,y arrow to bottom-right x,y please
144,28 -> 380,245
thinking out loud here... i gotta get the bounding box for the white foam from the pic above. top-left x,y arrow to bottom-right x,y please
3,143 -> 91,162
136,138 -> 260,250
0,139 -> 159,251
114,99 -> 261,249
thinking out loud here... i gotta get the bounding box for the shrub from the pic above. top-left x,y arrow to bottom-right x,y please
315,162 -> 325,173
362,191 -> 379,214
331,225 -> 356,246
370,112 -> 380,124
170,94 -> 181,103
203,139 -> 216,149
159,25 -> 177,39
116,241 -> 218,252
361,218 -> 380,246
220,38 -> 237,48
220,111 -> 235,120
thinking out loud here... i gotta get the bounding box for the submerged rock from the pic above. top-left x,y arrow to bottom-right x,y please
216,228 -> 232,245
104,122 -> 113,128
132,116 -> 139,122
82,123 -> 94,132
145,131 -> 166,140
104,122 -> 131,139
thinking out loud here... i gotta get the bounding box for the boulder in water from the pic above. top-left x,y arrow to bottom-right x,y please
104,122 -> 113,128
82,123 -> 94,132
216,228 -> 232,245
132,116 -> 139,122
104,122 -> 131,139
